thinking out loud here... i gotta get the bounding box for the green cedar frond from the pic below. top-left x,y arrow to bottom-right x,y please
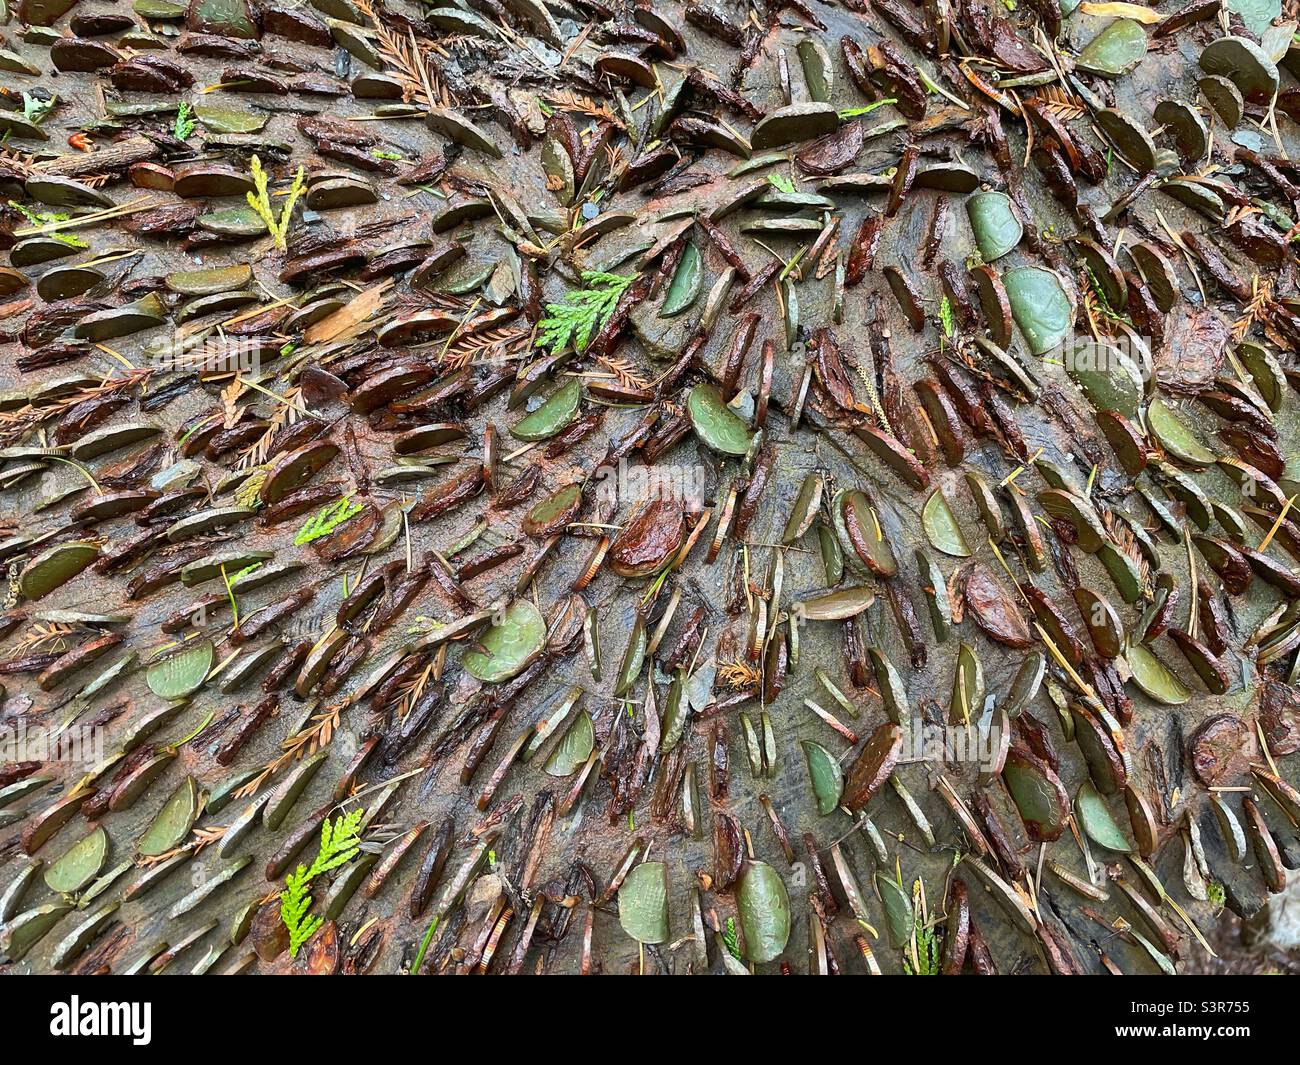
173,100 -> 195,140
234,468 -> 267,509
939,295 -> 955,338
246,156 -> 278,241
902,879 -> 941,975
535,271 -> 635,355
7,201 -> 86,247
281,864 -> 321,958
246,155 -> 307,252
294,495 -> 366,546
903,922 -> 941,975
722,916 -> 742,961
307,808 -> 363,877
837,98 -> 896,120
280,810 -> 365,957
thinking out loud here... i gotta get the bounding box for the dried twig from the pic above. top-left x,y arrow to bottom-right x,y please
1033,84 -> 1085,120
1232,274 -> 1271,340
12,622 -> 81,655
237,385 -> 305,469
596,354 -> 652,390
355,0 -> 445,111
543,89 -> 625,130
441,324 -> 533,371
235,702 -> 343,799
0,369 -> 153,447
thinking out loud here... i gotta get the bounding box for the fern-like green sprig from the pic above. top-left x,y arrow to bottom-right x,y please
294,495 -> 365,546
938,294 -> 955,339
173,100 -> 195,140
7,201 -> 86,247
247,155 -> 307,252
722,916 -> 743,961
535,271 -> 635,355
281,864 -> 323,956
281,809 -> 364,957
903,921 -> 941,975
902,879 -> 941,975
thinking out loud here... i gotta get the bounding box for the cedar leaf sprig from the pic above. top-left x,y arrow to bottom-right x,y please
294,496 -> 365,546
938,294 -> 955,338
247,155 -> 307,252
722,916 -> 743,961
902,878 -> 941,976
535,271 -> 635,355
173,100 -> 195,140
281,810 -> 364,957
7,201 -> 87,248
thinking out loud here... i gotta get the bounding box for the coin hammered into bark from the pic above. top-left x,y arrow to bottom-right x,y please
1188,713 -> 1252,787
961,563 -> 1032,648
843,723 -> 904,813
608,498 -> 686,578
